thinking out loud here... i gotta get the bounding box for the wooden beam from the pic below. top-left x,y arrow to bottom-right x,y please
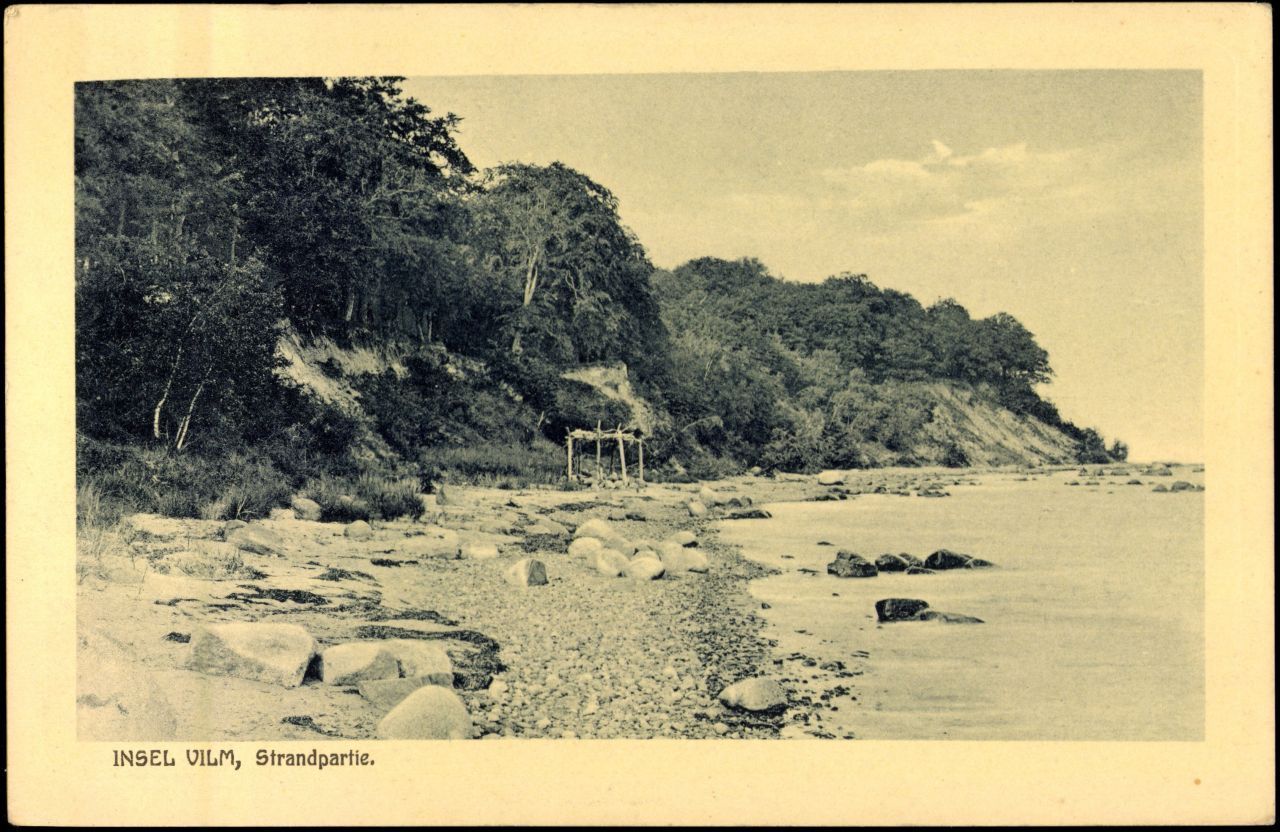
637,439 -> 644,484
566,434 -> 573,481
617,427 -> 627,484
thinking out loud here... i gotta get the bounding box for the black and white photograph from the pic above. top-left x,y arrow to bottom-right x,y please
6,4 -> 1273,826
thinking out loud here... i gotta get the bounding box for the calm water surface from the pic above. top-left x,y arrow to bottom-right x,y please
720,468 -> 1204,740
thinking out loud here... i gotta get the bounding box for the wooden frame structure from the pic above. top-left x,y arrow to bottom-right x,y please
566,421 -> 645,485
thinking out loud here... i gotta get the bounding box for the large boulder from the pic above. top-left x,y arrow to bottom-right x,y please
1170,480 -> 1195,492
573,518 -> 615,541
697,486 -> 721,507
826,551 -> 878,578
505,558 -> 548,587
595,549 -> 630,577
77,630 -> 178,740
382,640 -> 453,683
923,549 -> 975,570
568,537 -> 605,563
665,531 -> 698,548
718,677 -> 788,712
659,542 -> 708,574
687,500 -> 708,518
537,518 -> 569,536
319,642 -> 400,685
376,685 -> 473,739
185,622 -> 317,688
290,496 -> 323,521
344,520 -> 373,540
875,553 -> 921,572
226,524 -> 284,556
625,555 -> 666,580
875,598 -> 931,622
816,470 -> 845,486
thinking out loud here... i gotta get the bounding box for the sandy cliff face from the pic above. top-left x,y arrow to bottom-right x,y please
911,382 -> 1077,466
276,332 -> 1077,469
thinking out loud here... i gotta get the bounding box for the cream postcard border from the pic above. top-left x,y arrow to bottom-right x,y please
5,4 -> 1274,826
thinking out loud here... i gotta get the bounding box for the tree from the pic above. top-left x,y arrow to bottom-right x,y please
468,162 -> 664,372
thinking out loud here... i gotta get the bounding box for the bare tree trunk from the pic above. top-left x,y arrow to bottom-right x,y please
174,375 -> 209,452
522,253 -> 539,307
152,344 -> 184,439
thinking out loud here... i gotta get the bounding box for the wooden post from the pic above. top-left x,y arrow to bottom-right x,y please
595,421 -> 602,484
637,439 -> 645,484
566,434 -> 574,481
617,426 -> 628,484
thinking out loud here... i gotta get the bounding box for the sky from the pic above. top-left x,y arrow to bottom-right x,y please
404,71 -> 1204,462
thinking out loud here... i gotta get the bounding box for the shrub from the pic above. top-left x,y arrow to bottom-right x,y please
420,440 -> 564,486
300,474 -> 373,523
357,473 -> 422,520
940,443 -> 970,468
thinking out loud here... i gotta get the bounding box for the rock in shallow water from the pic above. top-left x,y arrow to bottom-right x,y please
185,622 -> 317,688
376,686 -> 473,739
718,677 -> 788,712
826,551 -> 878,578
918,610 -> 984,624
874,553 -> 921,572
875,598 -> 931,622
923,549 -> 996,570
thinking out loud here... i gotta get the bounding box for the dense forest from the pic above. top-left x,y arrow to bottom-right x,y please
75,77 -> 1126,523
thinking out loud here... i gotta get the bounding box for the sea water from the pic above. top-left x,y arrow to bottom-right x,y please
719,468 -> 1204,740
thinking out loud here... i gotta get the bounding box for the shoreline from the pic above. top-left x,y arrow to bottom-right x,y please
77,462 -> 1187,740
76,474 -> 829,740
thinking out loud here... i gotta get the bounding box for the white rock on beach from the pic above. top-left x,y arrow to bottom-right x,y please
718,677 -> 788,712
659,542 -> 708,574
568,537 -> 605,563
687,500 -> 707,518
290,496 -> 323,521
226,524 -> 285,555
665,531 -> 698,548
319,642 -> 400,685
573,518 -> 615,540
376,686 -> 473,739
625,555 -> 665,581
595,549 -> 630,577
817,470 -> 845,486
344,520 -> 373,540
382,640 -> 453,683
185,622 -> 317,688
78,630 -> 178,740
505,557 -> 548,587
